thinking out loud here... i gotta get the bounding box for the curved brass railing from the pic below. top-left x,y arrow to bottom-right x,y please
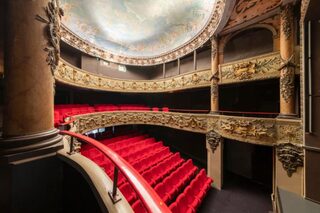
60,130 -> 171,213
55,59 -> 211,93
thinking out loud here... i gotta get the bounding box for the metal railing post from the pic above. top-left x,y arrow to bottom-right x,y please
108,166 -> 122,204
67,136 -> 75,155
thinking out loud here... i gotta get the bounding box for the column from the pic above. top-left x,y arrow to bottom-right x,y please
0,0 -> 63,161
279,3 -> 296,117
0,1 -> 64,212
206,130 -> 223,190
210,36 -> 219,113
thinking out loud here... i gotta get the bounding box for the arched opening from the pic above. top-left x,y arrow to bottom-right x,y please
223,27 -> 274,63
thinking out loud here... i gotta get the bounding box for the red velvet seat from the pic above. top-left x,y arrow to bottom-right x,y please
132,200 -> 147,213
119,182 -> 137,204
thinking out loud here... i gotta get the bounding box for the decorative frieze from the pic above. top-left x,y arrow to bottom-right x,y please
56,59 -> 211,93
73,112 -> 208,134
219,116 -> 276,145
36,0 -> 64,76
220,52 -> 281,84
276,143 -> 303,177
66,112 -> 303,149
276,119 -> 302,145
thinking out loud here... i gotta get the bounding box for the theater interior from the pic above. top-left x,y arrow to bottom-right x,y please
0,0 -> 320,212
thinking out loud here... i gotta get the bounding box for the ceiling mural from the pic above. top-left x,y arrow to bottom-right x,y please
60,0 -> 226,65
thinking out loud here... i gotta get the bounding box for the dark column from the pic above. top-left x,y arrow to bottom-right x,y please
0,1 -> 63,212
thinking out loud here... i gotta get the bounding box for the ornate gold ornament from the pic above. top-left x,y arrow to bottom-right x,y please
220,52 -> 281,84
281,4 -> 293,40
219,117 -> 276,145
206,130 -> 223,153
36,0 -> 64,75
65,112 -> 302,149
276,143 -> 303,177
73,112 -> 208,134
277,120 -> 302,145
56,59 -> 211,93
280,67 -> 295,103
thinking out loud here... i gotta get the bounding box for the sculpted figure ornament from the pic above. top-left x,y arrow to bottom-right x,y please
206,130 -> 223,153
276,143 -> 303,177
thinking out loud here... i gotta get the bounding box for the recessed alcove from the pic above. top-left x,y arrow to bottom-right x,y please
219,79 -> 280,117
223,28 -> 274,63
55,83 -> 210,112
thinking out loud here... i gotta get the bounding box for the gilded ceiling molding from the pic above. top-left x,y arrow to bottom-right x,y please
60,0 -> 227,66
220,52 -> 281,84
206,130 -> 223,153
276,142 -> 303,177
280,4 -> 294,40
36,0 -> 64,76
72,112 -> 209,134
55,59 -> 211,93
219,116 -> 276,146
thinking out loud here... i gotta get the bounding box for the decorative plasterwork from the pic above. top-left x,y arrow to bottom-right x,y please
280,4 -> 293,40
276,119 -> 302,145
219,116 -> 276,145
56,59 -> 211,93
276,143 -> 303,177
60,0 -> 227,66
220,52 -> 281,84
223,0 -> 281,32
206,130 -> 223,153
36,0 -> 64,75
67,112 -> 302,149
280,67 -> 295,102
73,112 -> 209,134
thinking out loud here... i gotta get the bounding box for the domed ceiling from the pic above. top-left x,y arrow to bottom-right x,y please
60,0 -> 227,65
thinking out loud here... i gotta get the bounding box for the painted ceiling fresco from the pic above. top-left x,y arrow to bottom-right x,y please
61,0 -> 217,58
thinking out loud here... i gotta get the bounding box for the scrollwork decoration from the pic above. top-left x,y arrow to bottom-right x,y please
276,143 -> 303,177
220,52 -> 281,83
36,0 -> 64,76
281,4 -> 293,40
206,130 -> 223,153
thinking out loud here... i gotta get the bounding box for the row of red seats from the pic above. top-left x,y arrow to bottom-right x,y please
142,153 -> 184,187
154,159 -> 197,204
169,169 -> 213,213
80,131 -> 213,212
54,104 -> 170,127
106,135 -> 148,149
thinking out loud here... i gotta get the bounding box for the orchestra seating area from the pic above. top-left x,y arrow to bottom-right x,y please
54,104 -> 169,126
80,131 -> 213,213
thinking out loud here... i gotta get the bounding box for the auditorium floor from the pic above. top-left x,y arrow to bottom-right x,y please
198,172 -> 273,213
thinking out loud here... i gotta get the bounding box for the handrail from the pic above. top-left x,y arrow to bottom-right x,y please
218,110 -> 279,115
60,130 -> 171,213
